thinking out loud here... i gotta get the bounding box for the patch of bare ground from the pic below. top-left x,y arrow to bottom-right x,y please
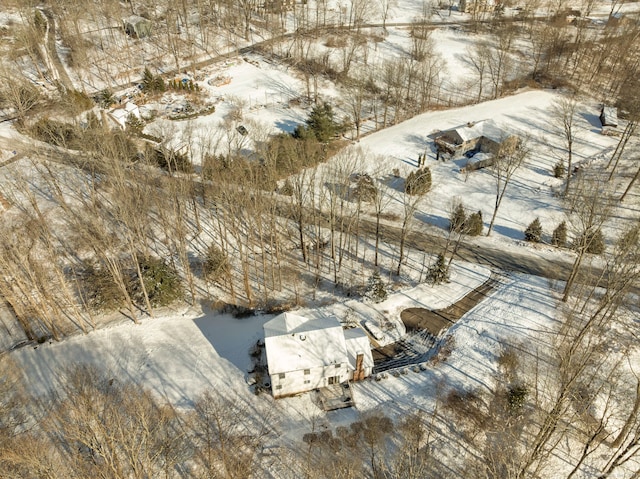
400,274 -> 502,336
371,274 -> 501,369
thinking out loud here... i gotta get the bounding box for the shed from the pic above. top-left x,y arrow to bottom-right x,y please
123,15 -> 152,38
263,313 -> 373,398
599,105 -> 618,128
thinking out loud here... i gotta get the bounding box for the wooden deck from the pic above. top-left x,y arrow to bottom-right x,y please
316,382 -> 354,411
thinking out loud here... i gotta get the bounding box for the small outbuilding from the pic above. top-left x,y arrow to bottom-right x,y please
599,105 -> 618,128
263,313 -> 373,398
123,15 -> 152,38
459,0 -> 498,13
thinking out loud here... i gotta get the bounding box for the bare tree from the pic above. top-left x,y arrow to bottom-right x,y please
190,391 -> 273,478
561,172 -> 613,302
0,69 -> 41,124
466,42 -> 491,103
397,189 -> 423,275
552,95 -> 580,196
486,137 -> 529,236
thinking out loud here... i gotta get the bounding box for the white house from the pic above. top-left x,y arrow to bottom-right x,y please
263,313 -> 374,398
107,102 -> 141,129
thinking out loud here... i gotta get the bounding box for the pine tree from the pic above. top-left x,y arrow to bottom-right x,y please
582,229 -> 605,254
524,217 -> 543,243
552,221 -> 567,247
466,211 -> 483,236
301,102 -> 340,142
142,67 -> 155,92
449,202 -> 467,233
141,68 -> 165,93
364,270 -> 387,303
553,161 -> 566,179
427,254 -> 449,285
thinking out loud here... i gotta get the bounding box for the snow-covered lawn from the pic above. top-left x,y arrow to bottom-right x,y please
11,259 -> 539,441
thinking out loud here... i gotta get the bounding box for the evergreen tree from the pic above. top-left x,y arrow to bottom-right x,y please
125,113 -> 144,135
524,217 -> 543,243
427,254 -> 449,285
580,229 -> 605,254
552,220 -> 567,247
141,68 -> 165,93
449,202 -> 467,233
96,88 -> 114,108
298,102 -> 340,142
364,270 -> 387,303
405,167 -> 432,196
553,161 -> 566,179
466,211 -> 483,236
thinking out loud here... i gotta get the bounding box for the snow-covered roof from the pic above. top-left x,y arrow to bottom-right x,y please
108,102 -> 140,128
344,328 -> 374,370
455,119 -> 506,143
466,152 -> 492,165
124,15 -> 150,25
264,313 -> 348,375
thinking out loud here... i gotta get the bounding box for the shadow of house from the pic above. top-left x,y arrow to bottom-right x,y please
263,313 -> 373,399
123,15 -> 152,39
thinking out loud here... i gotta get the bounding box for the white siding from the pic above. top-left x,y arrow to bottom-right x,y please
270,363 -> 350,398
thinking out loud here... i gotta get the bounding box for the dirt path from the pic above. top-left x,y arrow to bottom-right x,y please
400,274 -> 502,336
372,274 -> 502,368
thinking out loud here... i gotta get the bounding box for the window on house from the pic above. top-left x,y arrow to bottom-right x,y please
335,364 -> 340,368
279,373 -> 285,379
328,376 -> 339,385
304,380 -> 310,384
275,385 -> 282,390
304,369 -> 310,375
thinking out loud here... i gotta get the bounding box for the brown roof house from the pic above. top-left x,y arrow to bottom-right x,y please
432,120 -> 519,171
433,119 -> 510,155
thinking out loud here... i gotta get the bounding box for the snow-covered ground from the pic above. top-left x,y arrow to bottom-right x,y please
12,259 -> 490,406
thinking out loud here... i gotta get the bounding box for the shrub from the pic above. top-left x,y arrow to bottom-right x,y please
553,161 -> 566,178
31,118 -> 80,146
64,89 -> 94,112
203,245 -> 229,282
405,167 -> 432,196
552,220 -> 567,247
428,254 -> 449,285
278,179 -> 294,196
145,145 -> 193,173
364,269 -> 387,303
128,257 -> 183,307
449,202 -> 467,233
466,211 -> 483,236
80,264 -> 123,311
507,383 -> 528,412
524,217 -> 543,243
125,113 -> 145,135
497,345 -> 520,383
